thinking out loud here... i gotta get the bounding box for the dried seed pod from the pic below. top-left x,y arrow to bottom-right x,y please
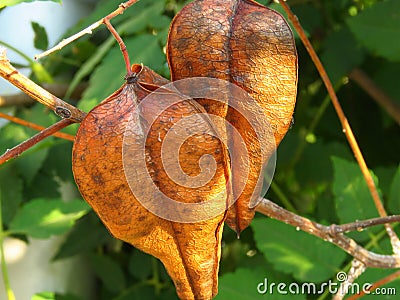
72,65 -> 228,299
167,0 -> 298,234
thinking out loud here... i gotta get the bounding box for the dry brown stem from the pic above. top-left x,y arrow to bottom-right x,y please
333,260 -> 366,300
278,0 -> 400,252
102,19 -> 132,76
0,49 -> 86,123
256,198 -> 400,268
0,118 -> 73,165
346,269 -> 400,299
0,111 -> 74,141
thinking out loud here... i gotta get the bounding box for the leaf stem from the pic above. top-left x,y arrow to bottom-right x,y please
102,19 -> 132,76
149,257 -> 165,295
0,194 -> 16,300
64,36 -> 115,99
287,86 -> 339,171
0,40 -> 33,64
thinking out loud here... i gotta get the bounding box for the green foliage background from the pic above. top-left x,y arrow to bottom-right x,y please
1,0 -> 400,299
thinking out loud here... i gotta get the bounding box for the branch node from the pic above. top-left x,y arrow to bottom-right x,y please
55,106 -> 72,119
329,224 -> 341,235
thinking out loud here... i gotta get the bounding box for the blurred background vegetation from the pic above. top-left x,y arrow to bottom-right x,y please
0,0 -> 399,299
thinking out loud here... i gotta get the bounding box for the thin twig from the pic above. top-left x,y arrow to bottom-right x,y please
349,68 -> 400,126
34,0 -> 139,60
0,118 -> 73,165
0,48 -> 86,123
0,112 -> 74,141
103,19 -> 132,76
34,21 -> 103,60
346,269 -> 400,300
333,260 -> 366,300
278,0 -> 400,252
255,198 -> 400,268
329,215 -> 400,234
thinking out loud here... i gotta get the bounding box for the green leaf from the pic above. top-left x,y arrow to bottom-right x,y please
18,102 -> 57,127
62,0 -> 125,36
77,98 -> 100,113
347,0 -> 400,61
24,170 -> 61,199
252,218 -> 346,282
54,295 -> 82,300
0,118 -> 50,185
80,43 -> 125,103
0,164 -> 23,225
219,233 -> 266,274
89,254 -> 126,293
295,141 -> 352,185
321,27 -> 365,84
332,156 -> 382,241
53,212 -> 111,260
128,250 -> 153,280
9,198 -> 90,238
388,164 -> 400,214
373,62 -> 400,106
12,103 -> 57,182
31,292 -> 82,300
65,36 -> 115,100
122,1 -> 168,35
113,285 -> 156,300
32,292 -> 55,300
31,61 -> 53,83
374,165 -> 398,200
217,268 -> 265,300
42,141 -> 74,182
31,21 -> 48,51
15,141 -> 51,184
0,123 -> 30,153
216,267 -> 305,300
0,0 -> 61,9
